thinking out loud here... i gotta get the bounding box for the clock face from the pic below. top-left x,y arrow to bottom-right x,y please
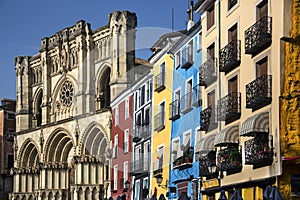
60,80 -> 74,107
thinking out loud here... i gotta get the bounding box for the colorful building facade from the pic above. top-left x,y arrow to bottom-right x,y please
168,16 -> 202,199
194,0 -> 291,199
150,32 -> 182,200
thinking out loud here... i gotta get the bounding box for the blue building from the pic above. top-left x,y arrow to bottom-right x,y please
167,8 -> 202,200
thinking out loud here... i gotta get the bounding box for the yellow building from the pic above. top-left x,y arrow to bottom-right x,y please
149,32 -> 182,199
194,0 -> 294,199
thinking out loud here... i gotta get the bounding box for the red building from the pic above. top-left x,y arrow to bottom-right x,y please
110,89 -> 133,200
0,99 -> 16,200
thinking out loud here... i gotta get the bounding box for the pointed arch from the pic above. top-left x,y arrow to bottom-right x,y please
33,87 -> 43,127
17,139 -> 40,168
95,64 -> 111,110
44,128 -> 75,162
79,122 -> 109,157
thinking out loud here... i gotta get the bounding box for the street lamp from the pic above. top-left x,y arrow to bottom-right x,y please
155,176 -> 168,189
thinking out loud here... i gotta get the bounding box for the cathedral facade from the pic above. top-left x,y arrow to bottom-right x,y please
10,10 -> 137,200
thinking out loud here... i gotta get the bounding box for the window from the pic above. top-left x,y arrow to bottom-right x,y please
123,162 -> 128,186
140,85 -> 145,106
158,146 -> 164,169
124,129 -> 129,153
207,43 -> 215,60
115,108 -> 119,126
135,92 -> 138,110
7,154 -> 14,169
136,112 -> 142,126
144,107 -> 150,125
114,165 -> 118,190
183,131 -> 191,148
198,32 -> 202,51
143,177 -> 149,189
256,57 -> 268,78
208,90 -> 216,107
113,134 -> 118,158
159,101 -> 165,126
176,51 -> 181,68
125,98 -> 129,119
228,76 -> 238,94
144,142 -> 150,170
6,112 -> 15,120
185,79 -> 193,109
134,180 -> 140,200
172,139 -> 180,162
256,0 -> 268,21
207,4 -> 215,30
160,62 -> 166,83
228,23 -> 238,43
188,40 -> 194,63
228,0 -> 238,11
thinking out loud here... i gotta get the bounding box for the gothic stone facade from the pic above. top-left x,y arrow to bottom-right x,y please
10,11 -> 137,200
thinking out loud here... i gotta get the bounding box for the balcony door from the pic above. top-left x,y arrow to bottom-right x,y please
256,57 -> 268,78
228,76 -> 238,94
228,24 -> 237,43
135,145 -> 141,170
256,0 -> 268,21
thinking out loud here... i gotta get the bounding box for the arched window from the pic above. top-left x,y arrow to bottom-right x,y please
36,91 -> 43,127
97,67 -> 111,110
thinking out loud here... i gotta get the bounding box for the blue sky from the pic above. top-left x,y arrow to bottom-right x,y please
0,0 -> 200,100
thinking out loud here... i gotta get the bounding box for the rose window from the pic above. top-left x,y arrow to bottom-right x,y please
60,80 -> 74,107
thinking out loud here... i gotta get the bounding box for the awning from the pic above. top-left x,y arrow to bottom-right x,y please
195,133 -> 216,155
240,111 -> 269,136
214,125 -> 239,147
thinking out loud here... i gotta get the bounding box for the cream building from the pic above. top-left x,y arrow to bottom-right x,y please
195,0 -> 292,199
10,11 -> 137,200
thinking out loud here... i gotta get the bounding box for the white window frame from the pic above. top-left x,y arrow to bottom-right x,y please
197,32 -> 202,51
123,161 -> 128,187
144,141 -> 150,170
134,180 -> 140,200
115,107 -> 119,126
125,98 -> 129,119
113,134 -> 118,158
124,129 -> 129,153
175,50 -> 181,68
113,165 -> 118,190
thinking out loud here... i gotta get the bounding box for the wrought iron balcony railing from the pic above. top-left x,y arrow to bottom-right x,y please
192,84 -> 202,107
154,72 -> 166,92
217,145 -> 242,174
169,99 -> 180,120
130,157 -> 150,176
246,74 -> 272,111
173,147 -> 194,170
245,16 -> 272,56
219,40 -> 241,73
200,106 -> 218,132
154,111 -> 165,132
199,151 -> 217,178
199,58 -> 217,87
245,134 -> 273,167
181,92 -> 193,113
217,92 -> 241,124
133,124 -> 151,142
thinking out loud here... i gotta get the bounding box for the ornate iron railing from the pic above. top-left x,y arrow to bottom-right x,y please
217,145 -> 242,173
245,16 -> 272,56
200,106 -> 218,132
192,84 -> 202,107
181,92 -> 193,113
244,134 -> 273,167
169,99 -> 180,120
217,92 -> 241,124
130,157 -> 150,176
173,147 -> 194,170
228,0 -> 237,10
154,111 -> 165,131
219,40 -> 241,73
199,151 -> 217,177
246,74 -> 272,111
199,58 -> 217,87
154,72 -> 165,92
133,124 -> 151,142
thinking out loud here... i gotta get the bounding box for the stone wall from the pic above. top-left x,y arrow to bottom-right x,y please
279,0 -> 300,198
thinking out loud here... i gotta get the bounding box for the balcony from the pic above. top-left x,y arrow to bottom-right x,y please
169,99 -> 180,120
246,74 -> 272,111
217,92 -> 241,124
130,157 -> 150,176
199,58 -> 217,87
200,106 -> 218,132
219,40 -> 241,73
181,92 -> 193,113
199,151 -> 218,178
133,125 -> 151,143
181,60 -> 193,69
154,72 -> 165,92
217,145 -> 242,174
245,16 -> 272,56
245,134 -> 273,168
154,111 -> 165,132
192,84 -> 202,107
173,147 -> 194,170
153,168 -> 163,178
